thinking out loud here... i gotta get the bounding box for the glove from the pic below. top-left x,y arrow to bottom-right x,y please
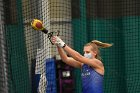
51,36 -> 66,48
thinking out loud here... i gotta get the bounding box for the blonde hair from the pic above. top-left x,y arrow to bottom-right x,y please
84,40 -> 113,60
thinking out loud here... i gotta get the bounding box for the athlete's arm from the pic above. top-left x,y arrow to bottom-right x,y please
51,36 -> 102,69
63,45 -> 102,69
57,46 -> 82,68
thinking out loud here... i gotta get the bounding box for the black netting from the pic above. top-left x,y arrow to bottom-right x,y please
0,0 -> 140,93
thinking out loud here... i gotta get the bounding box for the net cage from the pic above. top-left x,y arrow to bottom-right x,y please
0,0 -> 140,93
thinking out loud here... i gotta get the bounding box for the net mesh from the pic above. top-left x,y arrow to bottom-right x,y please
0,0 -> 140,93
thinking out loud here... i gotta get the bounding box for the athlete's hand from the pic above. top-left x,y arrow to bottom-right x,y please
51,36 -> 66,48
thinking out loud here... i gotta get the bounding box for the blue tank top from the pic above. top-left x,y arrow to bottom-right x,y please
81,64 -> 104,93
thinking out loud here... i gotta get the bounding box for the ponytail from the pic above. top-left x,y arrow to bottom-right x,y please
91,40 -> 113,48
